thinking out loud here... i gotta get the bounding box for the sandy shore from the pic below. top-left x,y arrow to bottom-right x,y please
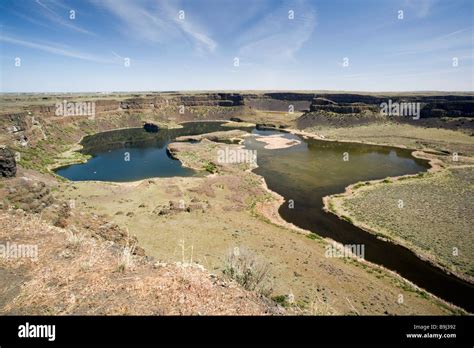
254,134 -> 301,149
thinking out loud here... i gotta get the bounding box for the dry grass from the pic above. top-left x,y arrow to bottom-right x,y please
308,123 -> 474,156
223,247 -> 272,294
0,210 -> 276,315
117,245 -> 136,272
331,166 -> 474,281
65,229 -> 85,250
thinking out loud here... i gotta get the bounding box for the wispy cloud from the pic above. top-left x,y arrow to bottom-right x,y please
0,34 -> 115,63
174,16 -> 217,54
403,0 -> 438,18
394,27 -> 473,55
7,9 -> 52,30
94,0 -> 217,54
35,0 -> 94,35
435,28 -> 470,40
237,0 -> 316,63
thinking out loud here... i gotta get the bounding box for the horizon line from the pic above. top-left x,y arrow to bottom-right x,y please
1,89 -> 474,95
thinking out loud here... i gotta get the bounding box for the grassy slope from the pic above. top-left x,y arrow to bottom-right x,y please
307,123 -> 474,156
329,166 -> 474,281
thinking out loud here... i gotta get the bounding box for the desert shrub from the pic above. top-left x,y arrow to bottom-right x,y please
203,161 -> 218,173
223,247 -> 271,294
117,244 -> 136,272
65,230 -> 85,249
272,295 -> 293,307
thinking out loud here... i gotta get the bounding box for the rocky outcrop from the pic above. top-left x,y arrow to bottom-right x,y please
120,97 -> 159,109
310,103 -> 377,114
309,96 -> 381,114
308,93 -> 474,118
0,147 -> 17,177
5,92 -> 473,121
3,178 -> 54,212
96,222 -> 145,256
419,100 -> 474,118
153,199 -> 209,215
168,93 -> 244,107
2,112 -> 32,133
312,93 -> 384,104
94,99 -> 122,112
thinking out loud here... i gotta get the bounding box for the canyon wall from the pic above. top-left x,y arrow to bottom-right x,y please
1,92 -> 473,149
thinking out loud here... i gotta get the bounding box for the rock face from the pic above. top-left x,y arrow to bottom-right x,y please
0,147 -> 17,177
312,97 -> 337,106
297,93 -> 474,129
1,92 -> 472,141
245,93 -> 313,112
97,222 -> 145,256
3,178 -> 54,212
308,93 -> 474,118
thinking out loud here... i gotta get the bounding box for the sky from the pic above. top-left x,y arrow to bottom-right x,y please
0,0 -> 473,92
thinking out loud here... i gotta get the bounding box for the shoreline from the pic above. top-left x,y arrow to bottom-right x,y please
322,163 -> 474,285
262,125 -> 473,286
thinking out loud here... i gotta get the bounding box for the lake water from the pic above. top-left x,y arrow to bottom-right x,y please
55,121 -> 474,311
55,122 -> 251,181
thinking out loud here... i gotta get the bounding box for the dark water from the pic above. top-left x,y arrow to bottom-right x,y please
56,122 -> 473,311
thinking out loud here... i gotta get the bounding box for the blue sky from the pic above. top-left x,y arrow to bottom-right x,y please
0,0 -> 473,92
